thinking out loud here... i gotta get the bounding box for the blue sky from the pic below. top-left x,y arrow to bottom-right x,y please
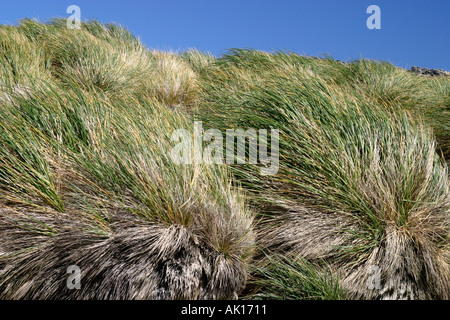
1,0 -> 449,69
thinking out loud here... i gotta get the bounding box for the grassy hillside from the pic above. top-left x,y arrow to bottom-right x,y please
195,50 -> 449,299
0,19 -> 253,299
0,19 -> 448,299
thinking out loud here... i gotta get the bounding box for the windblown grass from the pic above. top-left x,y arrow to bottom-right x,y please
0,20 -> 254,299
0,21 -> 448,300
197,49 -> 450,299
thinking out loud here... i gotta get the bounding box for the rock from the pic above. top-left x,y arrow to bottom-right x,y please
410,66 -> 449,77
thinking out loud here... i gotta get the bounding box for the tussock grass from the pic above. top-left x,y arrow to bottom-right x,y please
0,22 -> 448,300
197,49 -> 449,299
0,21 -> 254,299
147,50 -> 200,108
44,31 -> 151,94
0,26 -> 49,86
181,49 -> 217,74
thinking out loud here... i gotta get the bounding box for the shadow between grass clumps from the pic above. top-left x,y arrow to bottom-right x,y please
243,251 -> 347,300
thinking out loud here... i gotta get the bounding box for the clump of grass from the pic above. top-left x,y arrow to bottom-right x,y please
0,21 -> 448,300
410,75 -> 450,165
0,21 -> 254,300
197,49 -> 450,299
42,23 -> 152,96
0,109 -> 64,211
147,50 -> 200,108
324,58 -> 450,166
181,49 -> 217,74
9,19 -> 200,109
0,25 -> 50,107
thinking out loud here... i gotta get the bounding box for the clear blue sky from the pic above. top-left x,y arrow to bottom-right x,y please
1,0 -> 449,69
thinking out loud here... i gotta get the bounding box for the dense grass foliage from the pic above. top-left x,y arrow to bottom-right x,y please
248,254 -> 346,300
196,49 -> 450,299
0,20 -> 253,299
0,20 -> 448,300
